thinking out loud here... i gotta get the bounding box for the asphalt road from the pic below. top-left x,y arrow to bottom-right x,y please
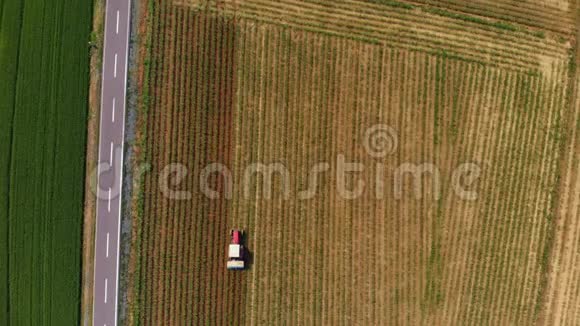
93,0 -> 131,325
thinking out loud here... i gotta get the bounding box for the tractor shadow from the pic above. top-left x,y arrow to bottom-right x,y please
244,247 -> 254,270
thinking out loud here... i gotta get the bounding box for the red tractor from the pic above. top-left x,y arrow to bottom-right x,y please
227,229 -> 245,270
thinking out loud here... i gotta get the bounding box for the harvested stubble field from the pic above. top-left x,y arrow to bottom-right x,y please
128,0 -> 580,324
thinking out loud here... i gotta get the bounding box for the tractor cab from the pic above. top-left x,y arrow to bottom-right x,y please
227,229 -> 245,270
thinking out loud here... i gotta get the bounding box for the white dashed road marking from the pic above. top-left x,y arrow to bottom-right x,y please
106,233 -> 110,258
104,278 -> 108,303
107,188 -> 112,212
109,142 -> 114,165
113,54 -> 118,78
112,97 -> 116,122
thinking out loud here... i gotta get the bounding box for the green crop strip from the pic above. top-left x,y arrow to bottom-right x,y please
364,0 -> 415,10
422,7 -> 517,33
0,0 -> 91,324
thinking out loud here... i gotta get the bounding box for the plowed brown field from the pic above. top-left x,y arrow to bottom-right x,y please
127,0 -> 580,325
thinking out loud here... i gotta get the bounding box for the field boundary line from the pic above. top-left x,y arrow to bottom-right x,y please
540,9 -> 580,323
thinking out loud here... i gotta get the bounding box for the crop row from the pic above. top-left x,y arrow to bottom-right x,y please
135,4 -> 243,325
179,0 -> 570,74
222,17 -> 572,324
407,0 -> 575,35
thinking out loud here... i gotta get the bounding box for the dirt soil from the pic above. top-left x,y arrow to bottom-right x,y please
129,8 -> 244,325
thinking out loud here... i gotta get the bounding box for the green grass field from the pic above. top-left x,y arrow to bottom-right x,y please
0,0 -> 92,324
